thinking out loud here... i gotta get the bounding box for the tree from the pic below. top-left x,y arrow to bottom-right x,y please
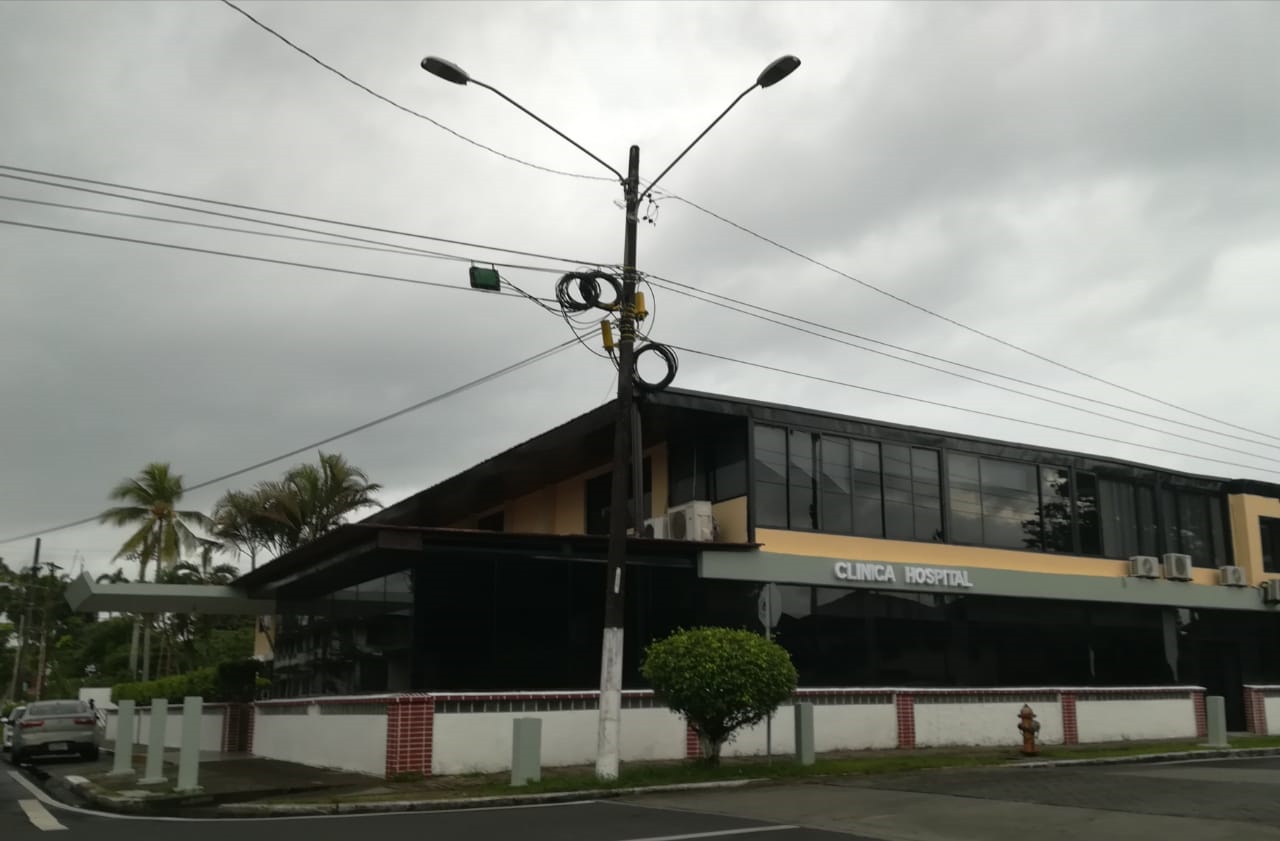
98,462 -> 212,681
256,452 -> 383,552
211,489 -> 274,571
641,627 -> 798,765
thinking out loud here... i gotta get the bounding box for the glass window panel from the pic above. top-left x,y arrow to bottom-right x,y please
1076,471 -> 1101,556
1040,466 -> 1073,553
1177,491 -> 1213,568
1100,479 -> 1139,559
947,453 -> 983,545
752,425 -> 788,528
712,430 -> 747,501
979,458 -> 1039,551
1136,485 -> 1158,556
882,444 -> 913,540
1262,517 -> 1280,574
1210,500 -> 1227,568
820,436 -> 852,535
789,430 -> 816,531
852,440 -> 884,538
1161,488 -> 1179,558
911,448 -> 943,542
667,435 -> 698,506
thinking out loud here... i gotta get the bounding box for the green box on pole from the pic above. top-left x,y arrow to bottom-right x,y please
469,266 -> 501,291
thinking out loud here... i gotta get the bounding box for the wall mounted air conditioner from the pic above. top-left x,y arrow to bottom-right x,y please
1218,566 -> 1247,587
1129,555 -> 1159,579
1163,553 -> 1194,582
642,516 -> 669,539
668,500 -> 715,542
1262,579 -> 1280,604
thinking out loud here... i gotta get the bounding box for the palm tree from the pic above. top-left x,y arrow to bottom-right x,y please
211,489 -> 277,571
98,462 -> 212,681
257,452 -> 383,552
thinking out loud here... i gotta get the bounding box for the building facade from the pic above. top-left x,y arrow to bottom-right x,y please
140,389 -> 1280,731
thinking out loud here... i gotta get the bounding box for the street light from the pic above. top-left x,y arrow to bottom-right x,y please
420,53 -> 799,780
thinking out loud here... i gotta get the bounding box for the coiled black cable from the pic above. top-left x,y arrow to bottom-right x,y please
634,342 -> 679,392
556,270 -> 623,312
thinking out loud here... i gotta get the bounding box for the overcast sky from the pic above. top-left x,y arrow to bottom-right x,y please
2,1 -> 1278,580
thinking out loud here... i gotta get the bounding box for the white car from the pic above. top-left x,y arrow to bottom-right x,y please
8,700 -> 100,764
1,706 -> 25,753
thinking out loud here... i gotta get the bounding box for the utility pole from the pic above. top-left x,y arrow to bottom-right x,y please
4,537 -> 39,703
597,145 -> 641,780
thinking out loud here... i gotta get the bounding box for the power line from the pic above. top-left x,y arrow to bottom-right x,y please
657,191 -> 1280,445
643,274 -> 1280,466
670,345 -> 1277,477
0,218 -> 555,304
219,0 -> 614,184
0,338 -> 579,547
644,271 -> 1280,453
0,166 -> 608,268
0,192 -> 575,276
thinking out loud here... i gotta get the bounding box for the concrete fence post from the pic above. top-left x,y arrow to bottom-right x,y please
1205,695 -> 1229,748
176,696 -> 203,793
109,700 -> 136,778
139,699 -> 168,785
510,717 -> 542,786
793,702 -> 815,766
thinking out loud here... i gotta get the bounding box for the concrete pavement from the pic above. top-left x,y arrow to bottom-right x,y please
624,756 -> 1280,841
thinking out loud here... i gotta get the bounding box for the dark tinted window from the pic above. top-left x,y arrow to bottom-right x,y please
852,441 -> 884,538
753,425 -> 788,528
1040,466 -> 1073,553
946,455 -> 1041,550
711,431 -> 748,500
1162,488 -> 1227,568
789,430 -> 817,531
947,454 -> 982,545
1076,471 -> 1101,555
1262,517 -> 1280,574
883,445 -> 942,542
911,449 -> 943,542
819,436 -> 853,535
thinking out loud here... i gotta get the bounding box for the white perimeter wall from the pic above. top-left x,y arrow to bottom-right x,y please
1265,695 -> 1280,736
106,704 -> 223,752
432,706 -> 685,776
915,699 -> 1064,748
721,702 -> 897,757
1075,697 -> 1195,742
253,704 -> 387,777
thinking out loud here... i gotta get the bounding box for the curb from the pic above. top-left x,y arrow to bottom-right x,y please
216,778 -> 765,817
1012,745 -> 1280,769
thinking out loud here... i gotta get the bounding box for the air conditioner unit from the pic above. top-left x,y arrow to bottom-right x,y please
1218,566 -> 1247,587
1262,579 -> 1280,604
668,500 -> 715,542
1129,555 -> 1160,579
1163,553 -> 1194,581
642,516 -> 669,539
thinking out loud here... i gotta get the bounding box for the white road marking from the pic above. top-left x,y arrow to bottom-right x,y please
19,798 -> 68,831
611,827 -> 797,841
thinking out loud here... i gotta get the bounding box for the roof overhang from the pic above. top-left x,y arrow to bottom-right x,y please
65,573 -> 276,615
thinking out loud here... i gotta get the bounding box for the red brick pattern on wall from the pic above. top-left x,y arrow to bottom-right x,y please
385,695 -> 435,777
685,723 -> 701,759
1192,691 -> 1207,739
895,693 -> 915,749
1060,692 -> 1078,746
1245,688 -> 1269,735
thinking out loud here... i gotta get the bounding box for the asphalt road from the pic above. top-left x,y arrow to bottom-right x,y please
6,755 -> 1280,840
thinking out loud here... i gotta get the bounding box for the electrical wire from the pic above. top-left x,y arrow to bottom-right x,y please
644,270 -> 1280,453
669,345 -> 1278,477
219,0 -> 613,184
0,167 -> 608,268
0,218 -> 559,304
641,274 -> 1280,467
210,0 -> 1271,447
655,190 -> 1280,445
0,338 -> 580,546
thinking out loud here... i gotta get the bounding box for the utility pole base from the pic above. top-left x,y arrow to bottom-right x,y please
595,626 -> 625,780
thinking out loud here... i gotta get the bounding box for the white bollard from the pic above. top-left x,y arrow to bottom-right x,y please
1206,695 -> 1229,748
139,699 -> 168,785
176,696 -> 203,793
510,717 -> 542,786
109,700 -> 136,778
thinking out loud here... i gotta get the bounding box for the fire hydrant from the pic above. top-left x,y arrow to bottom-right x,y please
1017,704 -> 1041,756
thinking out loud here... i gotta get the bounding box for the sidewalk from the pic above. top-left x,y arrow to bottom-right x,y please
39,735 -> 1280,818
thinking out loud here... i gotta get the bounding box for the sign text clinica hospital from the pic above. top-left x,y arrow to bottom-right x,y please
833,560 -> 974,589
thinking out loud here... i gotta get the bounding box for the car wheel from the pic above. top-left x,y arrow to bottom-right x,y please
9,749 -> 24,765
83,746 -> 100,762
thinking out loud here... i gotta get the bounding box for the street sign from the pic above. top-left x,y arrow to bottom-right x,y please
758,583 -> 782,630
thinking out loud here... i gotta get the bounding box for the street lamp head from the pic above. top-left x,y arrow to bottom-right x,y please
757,55 -> 801,88
420,56 -> 470,86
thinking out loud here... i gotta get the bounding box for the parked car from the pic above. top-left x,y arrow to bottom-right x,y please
1,706 -> 26,753
8,699 -> 100,764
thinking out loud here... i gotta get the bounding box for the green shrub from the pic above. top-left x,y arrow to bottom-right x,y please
112,659 -> 265,704
641,626 -> 798,765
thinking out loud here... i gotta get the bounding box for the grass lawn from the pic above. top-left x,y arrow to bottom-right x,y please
265,733 -> 1280,805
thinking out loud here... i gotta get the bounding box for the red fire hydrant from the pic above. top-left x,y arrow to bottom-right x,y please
1017,704 -> 1040,756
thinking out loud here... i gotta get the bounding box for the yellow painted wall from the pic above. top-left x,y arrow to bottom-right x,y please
253,617 -> 273,661
1229,494 -> 1280,584
714,497 -> 749,544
